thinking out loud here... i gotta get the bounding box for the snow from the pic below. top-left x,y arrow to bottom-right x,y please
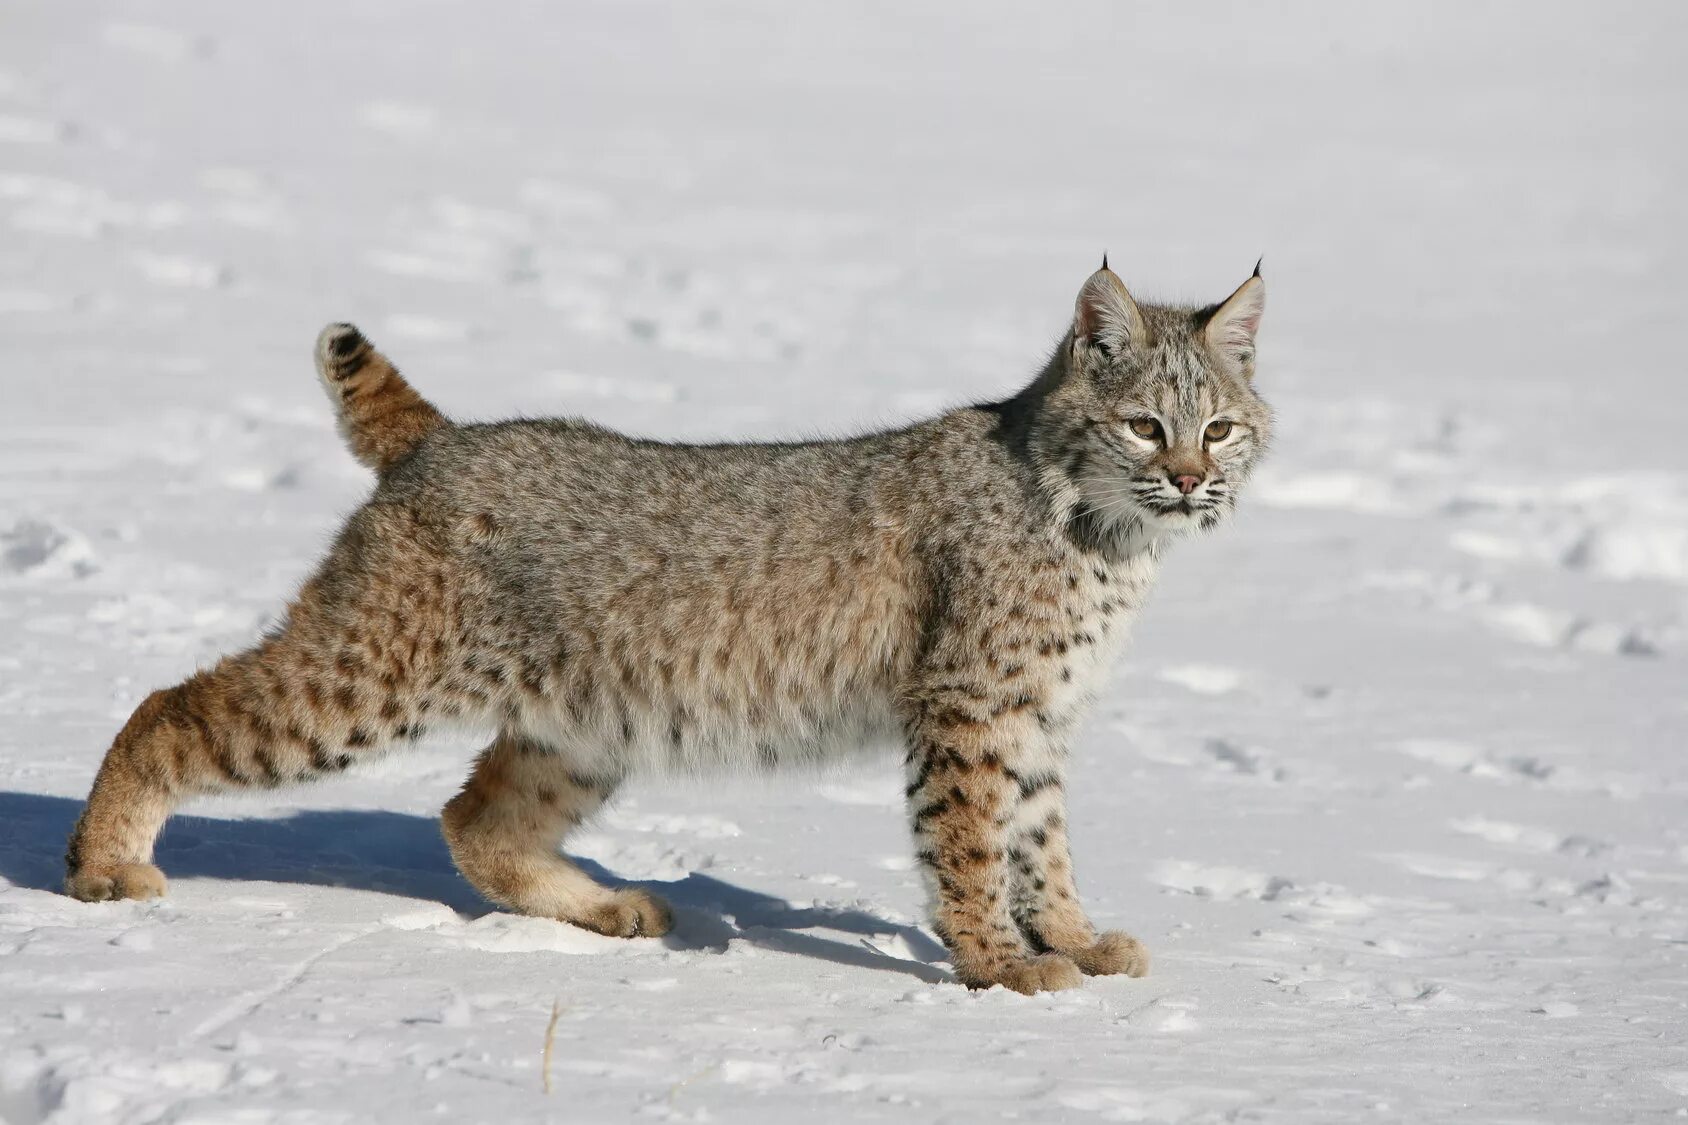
2,1 -> 1686,1122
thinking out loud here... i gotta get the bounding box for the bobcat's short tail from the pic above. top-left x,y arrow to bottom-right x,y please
313,323 -> 449,473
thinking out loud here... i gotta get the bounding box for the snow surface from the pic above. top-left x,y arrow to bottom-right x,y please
3,2 -> 1687,1122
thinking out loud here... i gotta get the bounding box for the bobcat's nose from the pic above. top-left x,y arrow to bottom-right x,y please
1171,474 -> 1203,495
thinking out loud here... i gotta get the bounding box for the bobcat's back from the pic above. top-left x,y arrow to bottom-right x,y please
376,417 -> 964,775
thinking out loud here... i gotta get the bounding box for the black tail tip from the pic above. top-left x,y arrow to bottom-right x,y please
329,324 -> 365,357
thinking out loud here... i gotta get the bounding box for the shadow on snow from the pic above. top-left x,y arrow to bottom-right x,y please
0,790 -> 950,984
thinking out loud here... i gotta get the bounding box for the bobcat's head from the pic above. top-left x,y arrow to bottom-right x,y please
1038,260 -> 1272,553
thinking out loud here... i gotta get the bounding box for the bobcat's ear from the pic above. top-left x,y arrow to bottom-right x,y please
1205,268 -> 1265,377
1072,262 -> 1145,361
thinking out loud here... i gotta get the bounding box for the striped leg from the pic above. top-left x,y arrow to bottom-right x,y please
65,509 -> 480,901
65,639 -> 443,902
440,733 -> 671,937
1007,774 -> 1148,977
905,719 -> 1084,994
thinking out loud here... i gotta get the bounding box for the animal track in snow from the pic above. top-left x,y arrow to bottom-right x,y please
1446,474 -> 1688,586
542,264 -> 809,363
1363,569 -> 1666,657
1121,993 -> 1201,1033
0,518 -> 95,580
1378,853 -> 1663,912
10,1055 -> 238,1124
1562,523 -> 1688,585
220,464 -> 303,493
1154,862 -> 1377,933
1254,452 -> 1688,599
1449,817 -> 1611,858
1257,966 -> 1461,1011
1395,739 -> 1638,798
1202,738 -> 1291,782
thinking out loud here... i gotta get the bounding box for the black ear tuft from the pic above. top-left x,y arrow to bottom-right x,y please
1101,251 -> 1109,272
1204,271 -> 1266,376
1252,256 -> 1263,279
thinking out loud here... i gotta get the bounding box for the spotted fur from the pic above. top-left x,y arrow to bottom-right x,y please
65,264 -> 1271,994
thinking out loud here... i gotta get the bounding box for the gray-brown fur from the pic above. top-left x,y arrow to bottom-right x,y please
65,263 -> 1270,994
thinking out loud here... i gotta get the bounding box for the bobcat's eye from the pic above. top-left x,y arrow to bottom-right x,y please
1128,417 -> 1162,441
1204,420 -> 1234,443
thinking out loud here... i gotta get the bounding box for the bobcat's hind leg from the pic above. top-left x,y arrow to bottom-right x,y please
66,506 -> 477,902
441,734 -> 672,938
65,642 -> 441,903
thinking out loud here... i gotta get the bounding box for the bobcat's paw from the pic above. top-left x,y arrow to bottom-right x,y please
575,888 -> 673,938
961,953 -> 1084,995
65,862 -> 168,902
1070,930 -> 1150,977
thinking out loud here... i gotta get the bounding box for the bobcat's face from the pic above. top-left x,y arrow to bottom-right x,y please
1056,264 -> 1271,540
1089,344 -> 1271,533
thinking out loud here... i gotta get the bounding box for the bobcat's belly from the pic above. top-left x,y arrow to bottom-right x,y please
515,684 -> 905,777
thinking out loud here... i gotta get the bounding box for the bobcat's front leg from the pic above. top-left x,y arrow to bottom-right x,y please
1007,773 -> 1148,978
904,703 -> 1083,995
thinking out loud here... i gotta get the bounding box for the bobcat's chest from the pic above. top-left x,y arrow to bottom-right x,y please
1034,547 -> 1160,731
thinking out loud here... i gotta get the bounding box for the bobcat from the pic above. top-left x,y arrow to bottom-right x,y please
65,260 -> 1270,994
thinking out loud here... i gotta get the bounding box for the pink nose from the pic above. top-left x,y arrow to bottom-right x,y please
1172,474 -> 1203,495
